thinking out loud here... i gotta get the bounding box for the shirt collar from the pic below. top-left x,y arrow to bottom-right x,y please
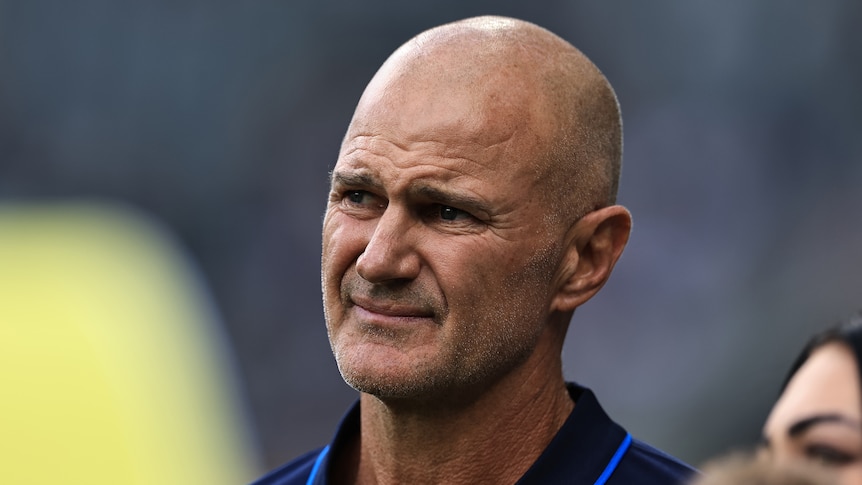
313,382 -> 627,485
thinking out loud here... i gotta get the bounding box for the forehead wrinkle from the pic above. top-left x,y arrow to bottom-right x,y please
332,153 -> 488,208
341,134 -> 507,182
346,128 -> 519,165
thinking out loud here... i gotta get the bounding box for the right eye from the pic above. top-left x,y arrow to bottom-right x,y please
338,190 -> 386,217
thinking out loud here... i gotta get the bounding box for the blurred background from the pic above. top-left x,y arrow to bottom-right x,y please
1,0 -> 861,482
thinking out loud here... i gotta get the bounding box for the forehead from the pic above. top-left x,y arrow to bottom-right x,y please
766,342 -> 862,432
344,37 -> 556,166
339,103 -> 531,192
349,84 -> 535,158
338,134 -> 496,177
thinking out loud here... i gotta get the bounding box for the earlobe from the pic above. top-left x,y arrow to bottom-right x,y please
551,205 -> 632,312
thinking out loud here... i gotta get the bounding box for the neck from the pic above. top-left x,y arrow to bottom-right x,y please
344,350 -> 573,485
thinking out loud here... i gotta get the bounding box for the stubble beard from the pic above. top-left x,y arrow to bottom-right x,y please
328,279 -> 544,406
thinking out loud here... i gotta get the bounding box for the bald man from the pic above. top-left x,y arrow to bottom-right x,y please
253,16 -> 696,485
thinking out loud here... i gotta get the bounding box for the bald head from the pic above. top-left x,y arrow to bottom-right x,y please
346,16 -> 622,223
324,17 -> 633,406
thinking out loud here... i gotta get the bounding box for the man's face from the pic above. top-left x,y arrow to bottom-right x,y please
321,63 -> 565,403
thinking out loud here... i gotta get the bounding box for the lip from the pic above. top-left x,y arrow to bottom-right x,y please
349,294 -> 435,321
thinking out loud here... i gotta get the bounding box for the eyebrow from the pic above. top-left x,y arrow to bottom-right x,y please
788,413 -> 862,438
330,171 -> 383,191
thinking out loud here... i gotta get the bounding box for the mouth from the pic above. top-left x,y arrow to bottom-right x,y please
349,294 -> 436,322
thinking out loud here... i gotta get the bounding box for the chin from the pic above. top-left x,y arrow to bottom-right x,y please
337,357 -> 501,409
332,333 -> 442,394
343,375 -> 427,400
336,355 -> 436,399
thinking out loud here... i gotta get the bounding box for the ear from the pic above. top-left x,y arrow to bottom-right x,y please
551,205 -> 632,313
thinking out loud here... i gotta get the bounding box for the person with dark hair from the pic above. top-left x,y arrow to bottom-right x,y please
251,15 -> 695,484
762,313 -> 862,485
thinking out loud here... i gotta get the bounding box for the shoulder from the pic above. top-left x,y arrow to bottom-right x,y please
248,447 -> 323,485
610,438 -> 699,484
563,382 -> 697,484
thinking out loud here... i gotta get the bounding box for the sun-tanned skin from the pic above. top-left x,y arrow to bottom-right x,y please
320,17 -> 631,485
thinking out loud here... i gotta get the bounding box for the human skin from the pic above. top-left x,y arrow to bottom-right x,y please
320,16 -> 631,484
691,453 -> 836,485
763,342 -> 862,485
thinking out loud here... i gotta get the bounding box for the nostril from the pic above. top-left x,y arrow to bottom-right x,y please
355,251 -> 374,281
355,235 -> 420,284
355,244 -> 392,283
355,208 -> 422,283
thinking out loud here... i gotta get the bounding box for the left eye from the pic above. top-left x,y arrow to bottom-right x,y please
805,445 -> 856,466
439,206 -> 462,221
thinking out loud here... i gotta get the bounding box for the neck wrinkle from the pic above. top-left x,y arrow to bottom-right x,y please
351,343 -> 573,485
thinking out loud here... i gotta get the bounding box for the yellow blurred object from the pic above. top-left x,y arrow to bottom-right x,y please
0,201 -> 260,485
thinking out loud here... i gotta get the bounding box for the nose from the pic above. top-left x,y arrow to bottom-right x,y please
355,207 -> 420,284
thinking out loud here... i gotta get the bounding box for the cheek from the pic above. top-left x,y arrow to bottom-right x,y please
438,245 -> 552,324
836,465 -> 862,485
322,214 -> 368,279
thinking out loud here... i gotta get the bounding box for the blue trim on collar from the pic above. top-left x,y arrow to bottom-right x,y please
306,445 -> 330,485
594,433 -> 631,485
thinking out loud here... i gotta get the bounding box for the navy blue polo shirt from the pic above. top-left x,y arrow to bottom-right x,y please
252,382 -> 696,485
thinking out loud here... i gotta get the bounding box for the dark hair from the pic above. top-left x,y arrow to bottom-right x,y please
781,312 -> 862,392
